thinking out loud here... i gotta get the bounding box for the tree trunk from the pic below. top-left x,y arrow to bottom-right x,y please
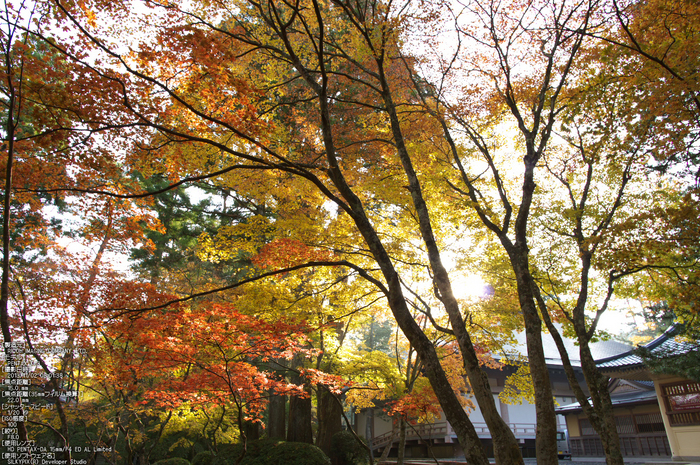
538,261 -> 626,465
521,301 -> 558,465
288,10 -> 508,461
366,407 -> 374,459
287,393 -> 313,443
316,388 -> 343,456
244,420 -> 260,442
372,55 -> 525,465
580,341 -> 624,465
268,393 -> 286,440
397,418 -> 407,465
342,210 -> 494,465
511,255 -> 559,465
318,119 -> 493,465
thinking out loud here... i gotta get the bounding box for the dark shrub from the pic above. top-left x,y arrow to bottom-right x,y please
192,450 -> 216,465
210,443 -> 243,465
150,435 -> 194,462
211,439 -> 330,465
330,430 -> 369,465
152,458 -> 191,465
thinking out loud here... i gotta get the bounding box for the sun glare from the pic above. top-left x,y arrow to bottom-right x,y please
449,273 -> 492,301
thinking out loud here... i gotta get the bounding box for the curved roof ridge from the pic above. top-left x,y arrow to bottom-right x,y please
646,323 -> 683,350
595,323 -> 681,365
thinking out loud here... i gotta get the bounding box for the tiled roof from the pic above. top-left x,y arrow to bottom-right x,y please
597,325 -> 699,371
503,325 -> 632,367
555,325 -> 700,414
555,388 -> 658,414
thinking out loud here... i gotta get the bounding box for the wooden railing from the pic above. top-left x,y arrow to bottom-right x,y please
371,421 -> 537,448
571,434 -> 671,457
667,410 -> 700,426
371,422 -> 450,448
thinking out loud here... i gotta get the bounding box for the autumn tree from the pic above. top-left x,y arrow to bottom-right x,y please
99,300 -> 320,459
1,3 -> 126,458
404,0 -> 600,460
603,0 -> 700,179
1,0 -> 36,447
600,0 -> 700,335
1,5 -> 170,464
14,1 -> 698,465
400,1 -> 700,464
24,0 -> 529,463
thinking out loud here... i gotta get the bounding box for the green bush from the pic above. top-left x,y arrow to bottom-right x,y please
149,408 -> 237,463
251,441 -> 330,465
330,430 -> 369,465
192,450 -> 216,465
211,439 -> 330,465
149,433 -> 194,462
152,458 -> 191,465
210,443 -> 244,465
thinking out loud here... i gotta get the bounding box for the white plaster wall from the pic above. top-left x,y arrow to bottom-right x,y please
464,394 -> 502,423
503,401 -> 535,425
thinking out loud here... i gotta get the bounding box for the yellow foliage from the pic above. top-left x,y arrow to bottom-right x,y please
196,215 -> 275,263
499,363 -> 535,406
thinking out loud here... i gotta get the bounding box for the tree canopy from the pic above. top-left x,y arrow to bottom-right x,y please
1,0 -> 698,464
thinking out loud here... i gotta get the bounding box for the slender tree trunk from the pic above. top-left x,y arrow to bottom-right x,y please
278,5 -> 503,462
397,418 -> 407,465
365,407 -> 374,459
580,343 -> 624,465
313,69 -> 494,465
434,92 -> 558,464
538,258 -> 626,465
510,255 -> 559,465
375,66 -> 523,465
575,257 -> 625,465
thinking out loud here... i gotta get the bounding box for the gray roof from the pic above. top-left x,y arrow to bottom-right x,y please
555,388 -> 658,414
555,325 -> 700,414
503,325 -> 632,367
597,325 -> 699,373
